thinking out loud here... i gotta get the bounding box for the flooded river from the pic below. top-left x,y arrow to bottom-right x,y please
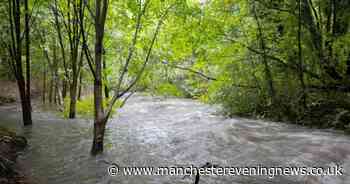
0,95 -> 350,184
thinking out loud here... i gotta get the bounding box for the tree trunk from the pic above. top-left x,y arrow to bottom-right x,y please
103,50 -> 109,98
54,84 -> 57,104
42,63 -> 46,104
55,85 -> 62,105
11,0 -> 32,125
298,0 -> 306,107
53,40 -> 59,105
91,40 -> 105,154
91,0 -> 108,155
302,0 -> 342,81
24,0 -> 32,115
91,71 -> 104,154
68,79 -> 78,118
53,0 -> 69,100
62,81 -> 68,99
68,43 -> 79,119
49,77 -> 53,103
91,117 -> 107,155
16,79 -> 32,125
78,70 -> 83,100
104,84 -> 109,99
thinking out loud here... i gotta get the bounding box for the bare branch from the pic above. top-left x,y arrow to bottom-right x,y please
165,63 -> 217,81
224,36 -> 321,80
105,3 -> 175,118
115,0 -> 150,95
79,0 -> 96,79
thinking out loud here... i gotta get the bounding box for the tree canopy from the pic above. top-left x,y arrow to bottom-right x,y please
0,0 -> 349,153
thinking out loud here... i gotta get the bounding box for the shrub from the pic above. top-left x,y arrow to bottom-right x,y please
153,82 -> 184,97
62,95 -> 119,118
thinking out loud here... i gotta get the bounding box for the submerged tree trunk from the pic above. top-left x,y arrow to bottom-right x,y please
68,77 -> 78,118
83,0 -> 164,155
24,0 -> 32,115
66,0 -> 82,119
9,0 -> 32,126
69,46 -> 84,117
91,53 -> 105,154
91,117 -> 107,154
68,44 -> 80,118
90,0 -> 108,155
17,79 -> 32,125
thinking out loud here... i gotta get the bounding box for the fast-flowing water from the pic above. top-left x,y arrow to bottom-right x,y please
1,95 -> 350,184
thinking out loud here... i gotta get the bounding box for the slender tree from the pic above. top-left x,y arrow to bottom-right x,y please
51,0 -> 69,100
298,0 -> 306,107
80,0 -> 171,154
252,2 -> 275,104
7,0 -> 32,125
25,0 -> 32,114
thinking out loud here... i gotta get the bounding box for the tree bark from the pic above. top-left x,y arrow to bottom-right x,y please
68,76 -> 78,118
302,0 -> 342,81
42,62 -> 46,104
49,77 -> 53,104
24,0 -> 32,115
102,50 -> 109,98
84,0 -> 167,155
67,0 -> 82,119
91,117 -> 107,155
90,0 -> 108,155
10,0 -> 32,125
78,71 -> 83,101
298,0 -> 306,107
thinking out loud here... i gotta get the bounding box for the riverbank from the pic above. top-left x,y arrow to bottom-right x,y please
0,95 -> 349,183
0,80 -> 17,106
0,127 -> 29,184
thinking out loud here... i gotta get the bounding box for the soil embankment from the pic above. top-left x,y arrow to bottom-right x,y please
0,80 -> 17,105
0,80 -> 41,106
0,127 -> 29,184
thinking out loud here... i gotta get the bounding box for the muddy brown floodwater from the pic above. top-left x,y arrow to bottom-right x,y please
0,95 -> 350,184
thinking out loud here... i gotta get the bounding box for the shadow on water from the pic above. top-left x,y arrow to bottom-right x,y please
0,95 -> 350,184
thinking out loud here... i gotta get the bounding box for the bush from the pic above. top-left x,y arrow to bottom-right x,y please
211,83 -> 264,117
153,82 -> 184,97
62,95 -> 119,118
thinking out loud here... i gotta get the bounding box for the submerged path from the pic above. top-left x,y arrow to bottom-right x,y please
0,95 -> 350,184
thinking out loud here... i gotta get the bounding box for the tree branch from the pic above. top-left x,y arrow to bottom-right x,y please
165,62 -> 217,81
79,0 -> 96,80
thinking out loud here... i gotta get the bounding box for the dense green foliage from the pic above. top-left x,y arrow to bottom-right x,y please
0,0 -> 349,129
62,95 -> 119,118
146,0 -> 350,128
